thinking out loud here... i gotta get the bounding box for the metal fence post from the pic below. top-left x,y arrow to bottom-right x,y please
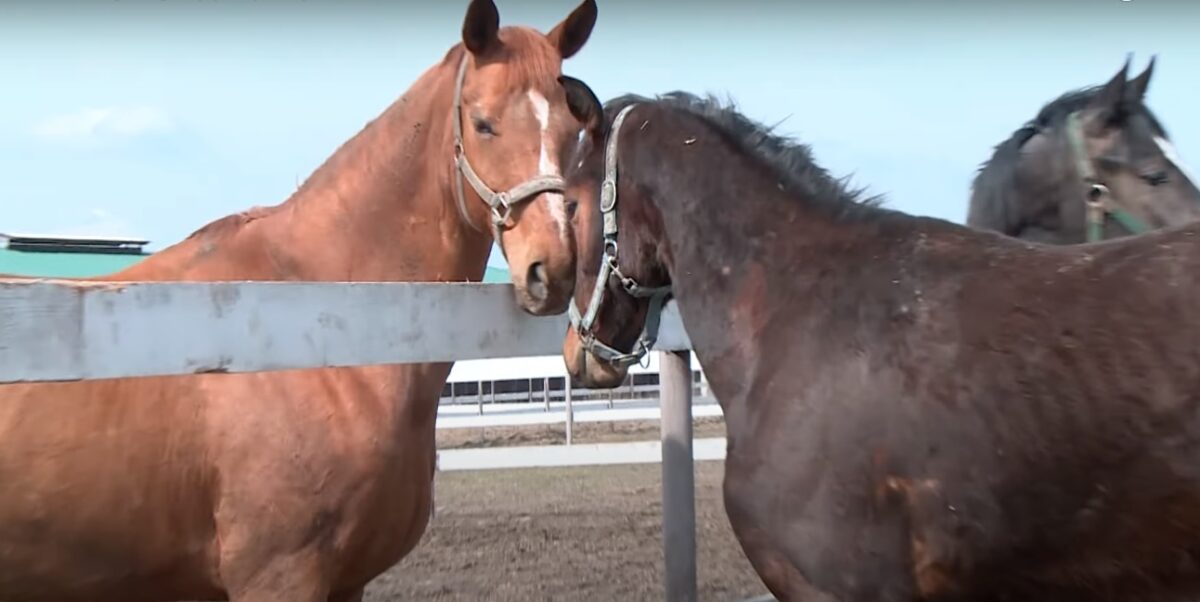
659,350 -> 696,601
564,375 -> 574,446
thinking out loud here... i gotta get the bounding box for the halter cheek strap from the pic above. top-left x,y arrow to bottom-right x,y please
450,53 -> 568,237
1064,110 -> 1151,242
567,103 -> 673,369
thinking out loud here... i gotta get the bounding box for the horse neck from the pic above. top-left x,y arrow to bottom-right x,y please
968,133 -> 1080,244
116,56 -> 492,284
101,56 -> 491,430
637,134 -> 869,301
632,127 -> 895,404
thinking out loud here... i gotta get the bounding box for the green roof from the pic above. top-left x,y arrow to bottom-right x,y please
0,248 -> 148,278
1,247 -> 514,283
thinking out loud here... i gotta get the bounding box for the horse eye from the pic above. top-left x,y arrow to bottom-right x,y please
1142,170 -> 1170,186
473,118 -> 496,137
566,198 -> 579,220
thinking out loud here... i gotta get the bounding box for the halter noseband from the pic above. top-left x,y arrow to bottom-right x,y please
451,53 -> 568,236
567,103 -> 674,368
1063,110 -> 1151,242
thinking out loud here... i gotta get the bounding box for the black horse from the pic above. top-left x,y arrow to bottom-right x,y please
556,76 -> 1200,601
968,57 -> 1200,244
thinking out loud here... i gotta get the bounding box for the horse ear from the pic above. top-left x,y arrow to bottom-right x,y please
547,0 -> 597,59
462,0 -> 500,56
559,75 -> 605,139
1128,55 -> 1156,101
1090,56 -> 1130,116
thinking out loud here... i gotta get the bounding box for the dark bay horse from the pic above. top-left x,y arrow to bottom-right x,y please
0,1 -> 597,600
556,81 -> 1200,601
968,57 -> 1200,244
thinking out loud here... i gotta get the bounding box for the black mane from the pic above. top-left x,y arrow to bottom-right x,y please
969,85 -> 1168,232
603,91 -> 886,220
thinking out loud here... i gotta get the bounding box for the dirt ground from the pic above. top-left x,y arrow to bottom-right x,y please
364,461 -> 769,602
436,415 -> 728,449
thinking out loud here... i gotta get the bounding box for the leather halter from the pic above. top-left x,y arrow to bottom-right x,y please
567,103 -> 673,368
451,53 -> 568,238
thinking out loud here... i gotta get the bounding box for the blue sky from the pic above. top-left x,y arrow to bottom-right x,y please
2,0 -> 1197,270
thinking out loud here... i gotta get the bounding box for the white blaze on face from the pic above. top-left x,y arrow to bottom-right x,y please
1154,136 -> 1200,189
528,89 -> 568,241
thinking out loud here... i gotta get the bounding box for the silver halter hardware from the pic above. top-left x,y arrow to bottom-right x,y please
451,53 -> 568,236
567,103 -> 673,368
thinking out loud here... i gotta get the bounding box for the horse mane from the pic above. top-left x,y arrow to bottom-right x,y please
603,91 -> 886,221
969,85 -> 1168,233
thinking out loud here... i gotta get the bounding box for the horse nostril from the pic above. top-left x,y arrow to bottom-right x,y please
525,262 -> 549,302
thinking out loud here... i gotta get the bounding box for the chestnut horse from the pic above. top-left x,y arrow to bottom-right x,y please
557,82 -> 1200,601
0,1 -> 596,600
968,57 -> 1200,244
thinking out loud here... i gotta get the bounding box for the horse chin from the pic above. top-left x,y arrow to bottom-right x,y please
563,330 -> 628,389
580,350 -> 628,389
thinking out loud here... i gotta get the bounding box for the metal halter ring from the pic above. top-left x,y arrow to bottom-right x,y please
490,192 -> 513,226
603,238 -> 619,257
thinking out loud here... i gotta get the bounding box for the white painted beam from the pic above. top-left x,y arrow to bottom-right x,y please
0,280 -> 691,384
435,438 -> 728,471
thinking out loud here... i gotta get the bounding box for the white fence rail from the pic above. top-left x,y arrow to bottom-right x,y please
0,280 -> 691,384
0,279 -> 701,601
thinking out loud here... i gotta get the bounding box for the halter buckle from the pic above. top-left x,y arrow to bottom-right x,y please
1088,183 -> 1109,203
621,275 -> 642,296
600,179 -> 617,213
603,238 -> 619,258
636,342 -> 652,369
